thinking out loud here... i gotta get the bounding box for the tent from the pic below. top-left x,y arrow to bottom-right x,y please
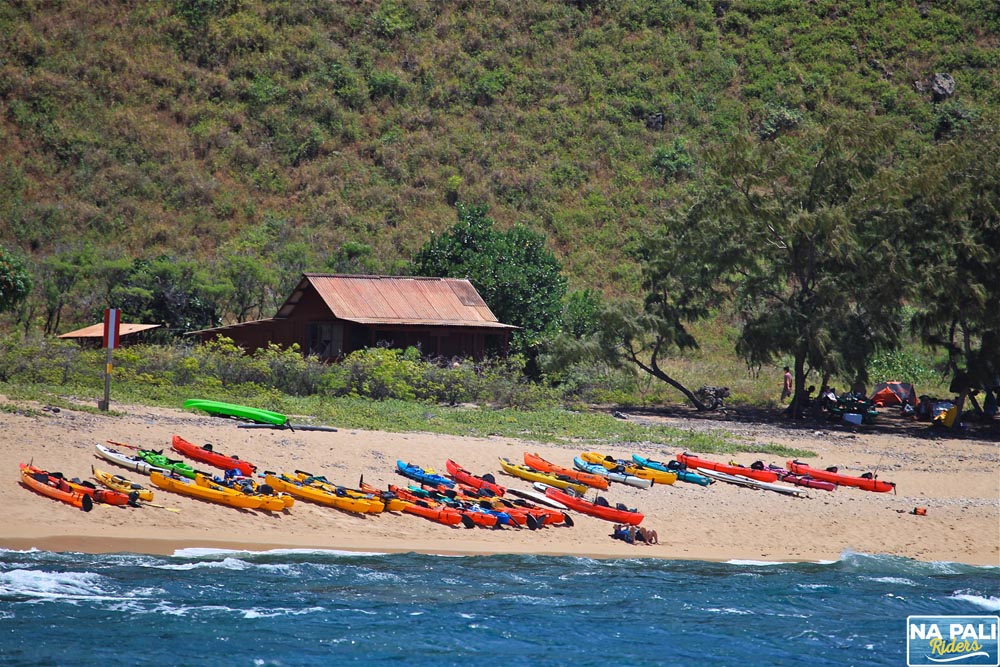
870,381 -> 918,407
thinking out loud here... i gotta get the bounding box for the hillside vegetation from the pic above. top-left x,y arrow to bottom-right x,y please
2,1 -> 997,310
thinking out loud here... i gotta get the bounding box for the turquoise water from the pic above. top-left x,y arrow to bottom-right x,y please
1,548 -> 996,666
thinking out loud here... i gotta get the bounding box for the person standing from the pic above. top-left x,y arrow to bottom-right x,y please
781,366 -> 792,402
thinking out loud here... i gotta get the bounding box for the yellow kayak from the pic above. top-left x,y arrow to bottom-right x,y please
579,451 -> 677,485
266,474 -> 384,514
92,466 -> 155,502
150,471 -> 264,509
194,474 -> 291,512
291,472 -> 395,512
498,457 -> 589,495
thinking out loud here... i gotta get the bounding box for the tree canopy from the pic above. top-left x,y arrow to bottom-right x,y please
410,203 -> 567,353
0,245 -> 32,316
904,116 -> 1000,400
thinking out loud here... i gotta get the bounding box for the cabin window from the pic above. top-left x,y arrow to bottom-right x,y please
308,322 -> 342,359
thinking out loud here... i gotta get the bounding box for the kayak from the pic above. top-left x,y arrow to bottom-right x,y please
184,398 -> 287,425
498,457 -> 590,495
21,465 -> 137,506
20,464 -> 93,512
194,474 -> 290,511
396,460 -> 455,488
171,435 -> 256,476
572,457 -> 653,489
695,469 -> 808,497
522,452 -> 610,489
675,452 -> 780,483
183,399 -> 287,426
382,485 -> 474,528
357,481 -> 415,513
396,485 -> 512,528
541,484 -> 644,526
97,443 -> 171,476
579,451 -> 676,485
507,486 -> 570,511
150,471 -> 266,509
785,460 -> 896,493
135,449 -> 200,480
92,466 -> 155,502
445,459 -> 507,497
267,473 -> 385,514
631,454 -> 713,487
764,464 -> 837,491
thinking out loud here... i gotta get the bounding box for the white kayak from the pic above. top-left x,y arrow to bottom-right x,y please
696,469 -> 807,497
95,443 -> 170,476
508,486 -> 569,510
572,456 -> 653,489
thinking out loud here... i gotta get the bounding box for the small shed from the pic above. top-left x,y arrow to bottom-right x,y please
58,323 -> 163,347
187,274 -> 517,361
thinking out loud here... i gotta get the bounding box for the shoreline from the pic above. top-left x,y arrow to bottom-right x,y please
2,398 -> 997,567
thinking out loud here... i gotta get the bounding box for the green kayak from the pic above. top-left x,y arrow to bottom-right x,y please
137,450 -> 198,479
183,399 -> 288,426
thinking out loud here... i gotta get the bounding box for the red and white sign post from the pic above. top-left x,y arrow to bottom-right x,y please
99,308 -> 121,411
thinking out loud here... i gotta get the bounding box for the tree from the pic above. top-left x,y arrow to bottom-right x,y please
608,115 -> 906,413
108,256 -> 225,332
904,117 -> 1000,417
410,203 -> 567,353
0,245 -> 32,317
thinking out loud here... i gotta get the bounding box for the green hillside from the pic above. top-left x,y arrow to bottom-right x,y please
1,0 -> 997,328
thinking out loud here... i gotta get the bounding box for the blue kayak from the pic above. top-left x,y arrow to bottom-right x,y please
631,454 -> 713,486
396,460 -> 455,488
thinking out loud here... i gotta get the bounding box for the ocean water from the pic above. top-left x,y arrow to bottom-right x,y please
0,548 -> 996,667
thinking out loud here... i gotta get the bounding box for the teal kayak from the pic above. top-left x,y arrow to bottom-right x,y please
631,454 -> 713,487
183,399 -> 287,426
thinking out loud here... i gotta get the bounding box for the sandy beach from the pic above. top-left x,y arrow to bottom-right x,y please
1,397 -> 997,566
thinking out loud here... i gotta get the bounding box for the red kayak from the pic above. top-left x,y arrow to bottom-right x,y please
172,435 -> 256,476
675,453 -> 779,483
786,460 -> 895,493
543,486 -> 643,526
445,459 -> 506,497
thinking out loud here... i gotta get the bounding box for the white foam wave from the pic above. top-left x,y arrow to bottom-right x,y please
156,557 -> 254,571
866,576 -> 919,586
704,607 -> 754,615
0,569 -> 125,602
950,592 -> 1000,612
242,605 -> 326,619
171,547 -> 389,559
726,559 -> 792,566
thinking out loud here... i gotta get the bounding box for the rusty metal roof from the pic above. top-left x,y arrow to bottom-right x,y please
58,323 -> 162,338
277,274 -> 517,329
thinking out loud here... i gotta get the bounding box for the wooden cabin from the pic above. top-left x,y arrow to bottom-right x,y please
186,274 -> 516,361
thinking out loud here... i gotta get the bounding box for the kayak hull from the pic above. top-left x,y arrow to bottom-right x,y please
172,435 -> 255,476
542,485 -> 644,525
631,455 -> 713,487
523,452 -> 610,489
498,457 -> 589,495
572,457 -> 653,489
675,453 -> 780,483
579,451 -> 676,485
786,460 -> 895,492
150,471 -> 264,509
20,464 -> 93,512
183,399 -> 287,426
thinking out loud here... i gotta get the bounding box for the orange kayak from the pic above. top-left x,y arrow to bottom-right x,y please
172,434 -> 256,476
675,452 -> 779,483
523,452 -> 610,490
22,464 -> 135,506
20,464 -> 93,512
